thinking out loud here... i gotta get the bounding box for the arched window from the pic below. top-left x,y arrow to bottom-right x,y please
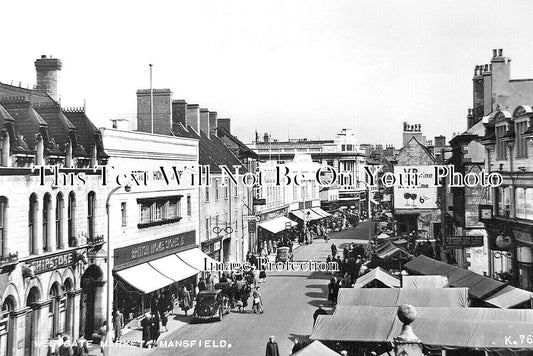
87,192 -> 95,241
68,192 -> 76,247
28,194 -> 38,255
42,193 -> 51,252
55,193 -> 64,250
0,197 -> 7,257
48,283 -> 60,339
1,296 -> 15,356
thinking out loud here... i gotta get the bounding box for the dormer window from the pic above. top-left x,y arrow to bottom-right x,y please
495,124 -> 507,159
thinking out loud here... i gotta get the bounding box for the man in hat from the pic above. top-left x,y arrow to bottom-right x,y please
313,305 -> 327,327
265,335 -> 280,356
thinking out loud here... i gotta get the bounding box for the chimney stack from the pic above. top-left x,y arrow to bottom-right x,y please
218,118 -> 231,134
263,132 -> 269,143
498,48 -> 503,57
172,99 -> 187,132
186,104 -> 200,134
209,111 -> 218,135
493,49 -> 497,58
136,89 -> 173,135
200,108 -> 210,136
35,55 -> 62,101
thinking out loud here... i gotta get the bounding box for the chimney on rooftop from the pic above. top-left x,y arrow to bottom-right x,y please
136,89 -> 173,135
209,112 -> 218,136
35,55 -> 62,101
200,108 -> 210,136
218,118 -> 231,134
186,104 -> 200,134
263,132 -> 269,143
172,99 -> 187,132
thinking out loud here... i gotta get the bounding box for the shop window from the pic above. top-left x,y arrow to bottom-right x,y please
121,202 -> 127,227
55,193 -> 63,249
87,192 -> 96,241
0,197 -> 6,257
68,192 -> 76,247
29,194 -> 38,255
43,193 -> 51,252
516,188 -> 526,219
526,189 -> 533,220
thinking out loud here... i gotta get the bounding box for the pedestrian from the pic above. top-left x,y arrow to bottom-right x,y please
252,286 -> 264,313
141,313 -> 151,348
112,309 -> 124,342
327,278 -> 337,304
150,312 -> 160,347
161,310 -> 169,332
331,242 -> 337,257
58,336 -> 73,356
73,335 -> 89,356
47,333 -> 62,356
198,278 -> 207,291
259,267 -> 267,283
98,322 -> 107,353
265,335 -> 280,356
181,286 -> 191,316
313,305 -> 327,326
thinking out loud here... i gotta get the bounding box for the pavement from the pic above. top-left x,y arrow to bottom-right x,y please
95,220 -> 373,356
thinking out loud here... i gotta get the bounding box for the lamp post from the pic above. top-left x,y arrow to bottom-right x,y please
105,184 -> 130,350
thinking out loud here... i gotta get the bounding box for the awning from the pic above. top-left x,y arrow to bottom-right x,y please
405,255 -> 505,300
311,207 -> 332,218
177,248 -> 219,271
484,285 -> 533,309
370,198 -> 379,205
258,216 -> 297,234
375,242 -> 412,260
376,233 -> 390,240
337,287 -> 469,307
332,305 -> 533,322
354,267 -> 400,288
291,209 -> 323,221
402,275 -> 449,288
292,340 -> 339,356
149,254 -> 199,282
116,263 -> 175,294
311,314 -> 533,350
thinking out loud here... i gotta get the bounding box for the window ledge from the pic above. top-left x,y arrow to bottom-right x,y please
137,217 -> 182,229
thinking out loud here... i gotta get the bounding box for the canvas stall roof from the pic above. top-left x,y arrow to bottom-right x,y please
292,340 -> 339,356
258,216 -> 297,234
374,242 -> 412,259
310,314 -> 533,351
354,267 -> 400,288
332,305 -> 533,322
402,275 -> 448,288
483,285 -> 533,309
405,255 -> 504,299
336,287 -> 468,307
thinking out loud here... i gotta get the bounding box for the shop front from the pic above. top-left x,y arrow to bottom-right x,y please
256,208 -> 297,252
202,236 -> 223,262
113,231 -> 219,321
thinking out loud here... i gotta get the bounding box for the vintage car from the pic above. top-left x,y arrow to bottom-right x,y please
193,289 -> 231,322
275,246 -> 293,263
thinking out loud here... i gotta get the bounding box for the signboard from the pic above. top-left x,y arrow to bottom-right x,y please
114,230 -> 196,268
445,235 -> 484,249
513,230 -> 533,245
393,166 -> 438,210
243,215 -> 261,222
248,220 -> 256,233
253,198 -> 266,205
27,250 -> 77,275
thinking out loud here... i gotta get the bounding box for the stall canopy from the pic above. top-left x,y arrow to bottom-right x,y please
336,287 -> 469,307
376,233 -> 390,240
292,340 -> 339,356
404,255 -> 533,307
177,247 -> 219,271
258,216 -> 297,234
402,275 -> 449,288
354,267 -> 400,288
374,242 -> 412,260
116,262 -> 176,294
311,314 -> 533,351
332,305 -> 533,322
484,285 -> 533,309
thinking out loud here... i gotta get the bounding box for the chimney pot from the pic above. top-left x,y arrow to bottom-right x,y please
41,55 -> 46,59
484,64 -> 489,72
474,65 -> 479,75
493,49 -> 497,58
498,49 -> 503,57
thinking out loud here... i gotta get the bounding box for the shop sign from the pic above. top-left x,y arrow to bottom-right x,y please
243,215 -> 261,222
248,221 -> 256,233
445,235 -> 484,249
115,230 -> 196,267
393,166 -> 438,210
28,251 -> 77,275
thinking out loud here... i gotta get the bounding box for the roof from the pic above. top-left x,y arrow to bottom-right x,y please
311,314 -> 533,351
173,123 -> 246,174
374,241 -> 412,260
404,255 -> 505,300
216,126 -> 258,159
336,287 -> 469,307
63,108 -> 107,158
397,136 -> 436,164
484,285 -> 533,309
292,340 -> 339,356
354,267 -> 400,288
402,275 -> 449,288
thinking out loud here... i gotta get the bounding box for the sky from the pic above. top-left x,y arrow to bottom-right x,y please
2,0 -> 533,147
